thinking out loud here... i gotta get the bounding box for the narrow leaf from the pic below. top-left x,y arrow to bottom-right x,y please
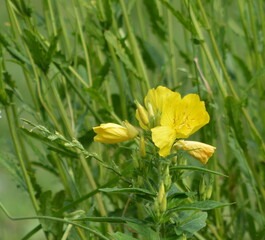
99,187 -> 156,196
170,165 -> 228,177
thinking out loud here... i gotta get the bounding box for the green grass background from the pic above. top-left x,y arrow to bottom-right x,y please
1,0 -> 265,239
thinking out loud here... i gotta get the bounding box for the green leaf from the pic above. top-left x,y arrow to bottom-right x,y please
104,31 -> 138,76
85,87 -> 113,112
74,216 -> 145,224
23,30 -> 48,72
96,0 -> 113,29
0,151 -> 26,190
23,30 -> 58,74
225,96 -> 247,150
160,0 -> 196,34
137,37 -> 163,71
127,222 -> 160,240
227,128 -> 255,183
10,0 -> 32,17
176,211 -> 207,237
168,200 -> 233,213
170,165 -> 228,177
111,232 -> 138,240
39,191 -> 64,237
99,187 -> 156,196
0,33 -> 30,65
143,1 -> 166,41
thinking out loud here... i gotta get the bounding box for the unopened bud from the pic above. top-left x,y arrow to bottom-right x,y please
160,194 -> 167,213
206,184 -> 213,199
140,135 -> 146,157
137,176 -> 143,187
158,183 -> 165,204
135,101 -> 149,129
164,166 -> 171,191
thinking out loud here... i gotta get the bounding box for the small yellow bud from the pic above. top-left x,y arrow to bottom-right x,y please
158,183 -> 165,205
160,194 -> 167,213
139,135 -> 146,157
135,101 -> 149,129
206,184 -> 213,199
164,166 -> 171,191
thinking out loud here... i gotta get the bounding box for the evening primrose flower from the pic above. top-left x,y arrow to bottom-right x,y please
137,86 -> 210,157
136,86 -> 179,129
93,121 -> 139,144
174,140 -> 216,164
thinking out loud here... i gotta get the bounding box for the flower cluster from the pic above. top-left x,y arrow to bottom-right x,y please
93,86 -> 215,164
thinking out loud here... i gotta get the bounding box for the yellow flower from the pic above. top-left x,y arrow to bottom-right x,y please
174,140 -> 216,164
93,121 -> 139,144
147,86 -> 209,157
136,86 -> 179,129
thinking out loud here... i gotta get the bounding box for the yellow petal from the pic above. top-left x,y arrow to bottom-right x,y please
171,94 -> 210,138
145,86 -> 180,117
174,140 -> 216,164
151,126 -> 177,157
93,122 -> 138,144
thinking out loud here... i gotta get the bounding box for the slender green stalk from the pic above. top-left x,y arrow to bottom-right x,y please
136,1 -> 147,40
0,203 -> 110,240
237,0 -> 255,70
71,0 -> 93,86
167,9 -> 178,86
46,0 -> 58,34
119,0 -> 150,94
186,0 -> 227,97
5,107 -> 40,212
188,0 -> 265,153
258,0 -> 265,55
5,0 -> 40,113
46,74 -> 113,233
107,42 -> 128,119
54,0 -> 71,57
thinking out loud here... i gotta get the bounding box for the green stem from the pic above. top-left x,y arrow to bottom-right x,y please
46,74 -> 113,232
119,0 -> 150,95
167,9 -> 178,86
136,1 -> 147,40
0,203 -> 110,240
5,107 -> 40,212
107,42 -> 128,119
71,0 -> 93,86
54,0 -> 71,57
187,0 -> 227,97
189,0 -> 265,152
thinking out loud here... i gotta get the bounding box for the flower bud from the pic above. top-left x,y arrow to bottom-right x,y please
206,184 -> 213,199
164,166 -> 171,191
93,121 -> 139,144
139,135 -> 146,157
158,183 -> 165,205
174,140 -> 216,164
135,101 -> 149,129
160,194 -> 167,213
